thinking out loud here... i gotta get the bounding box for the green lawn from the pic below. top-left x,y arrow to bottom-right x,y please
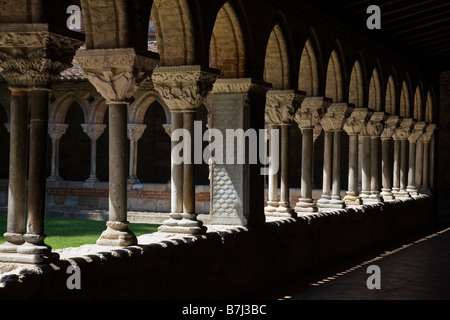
0,215 -> 160,249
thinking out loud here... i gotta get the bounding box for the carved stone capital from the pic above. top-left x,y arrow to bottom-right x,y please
313,123 -> 323,142
343,107 -> 372,136
75,48 -> 159,104
380,115 -> 401,140
319,102 -> 353,131
419,123 -> 437,143
152,65 -> 218,112
294,96 -> 330,129
48,123 -> 69,141
211,77 -> 269,94
0,25 -> 84,88
127,123 -> 147,141
392,118 -> 414,141
162,123 -> 172,137
81,123 -> 107,141
363,111 -> 387,137
265,90 -> 305,125
408,121 -> 427,143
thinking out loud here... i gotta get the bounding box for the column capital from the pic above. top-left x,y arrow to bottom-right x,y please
0,26 -> 84,88
294,96 -> 330,129
408,121 -> 427,143
343,107 -> 372,136
162,123 -> 172,137
81,123 -> 107,141
392,118 -> 415,140
76,48 -> 159,104
265,89 -> 305,125
380,115 -> 401,140
319,102 -> 353,131
47,123 -> 69,141
152,65 -> 219,112
363,111 -> 387,137
419,123 -> 437,142
127,123 -> 147,141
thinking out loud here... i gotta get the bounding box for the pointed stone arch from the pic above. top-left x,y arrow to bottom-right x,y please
50,92 -> 90,124
325,49 -> 344,103
413,84 -> 423,121
349,59 -> 364,107
425,89 -> 434,123
368,68 -> 382,111
209,1 -> 246,78
151,0 -> 195,65
385,75 -> 396,114
129,91 -> 170,124
298,38 -> 320,96
263,23 -> 290,90
399,79 -> 411,118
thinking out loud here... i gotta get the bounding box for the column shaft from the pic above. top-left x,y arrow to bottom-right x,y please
317,130 -> 332,205
183,111 -> 195,214
380,138 -> 393,200
295,126 -> 316,212
344,134 -> 361,205
265,125 -> 279,212
276,125 -> 294,215
331,130 -> 342,200
406,141 -> 418,195
361,136 -> 371,199
398,139 -> 410,198
129,140 -> 138,181
171,112 -> 184,214
422,142 -> 430,189
90,139 -> 97,178
415,141 -> 424,188
1,90 -> 28,250
369,137 -> 382,202
392,139 -> 400,195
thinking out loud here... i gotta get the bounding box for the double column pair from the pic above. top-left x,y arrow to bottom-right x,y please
152,66 -> 218,234
0,28 -> 83,263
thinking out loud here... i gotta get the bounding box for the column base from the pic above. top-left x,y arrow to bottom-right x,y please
0,233 -> 24,253
362,193 -> 383,204
47,175 -> 63,181
0,252 -> 59,264
294,198 -> 318,213
265,202 -> 296,218
380,189 -> 394,201
96,221 -> 137,246
0,234 -> 59,264
394,190 -> 411,200
406,186 -> 419,196
264,201 -> 279,213
127,177 -> 141,184
343,192 -> 362,205
317,197 -> 345,210
86,175 -> 100,183
158,213 -> 207,235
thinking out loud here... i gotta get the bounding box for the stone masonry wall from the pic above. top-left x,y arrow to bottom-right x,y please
0,195 -> 437,299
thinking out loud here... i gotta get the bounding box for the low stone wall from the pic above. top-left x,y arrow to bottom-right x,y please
0,195 -> 437,299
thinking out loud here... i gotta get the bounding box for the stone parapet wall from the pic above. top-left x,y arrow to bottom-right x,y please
0,195 -> 437,299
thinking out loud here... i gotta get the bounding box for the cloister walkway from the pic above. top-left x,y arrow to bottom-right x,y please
257,219 -> 450,300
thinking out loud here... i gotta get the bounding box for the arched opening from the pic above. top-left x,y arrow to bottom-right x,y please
349,60 -> 364,107
263,23 -> 290,90
400,80 -> 411,118
58,102 -> 90,181
325,50 -> 344,103
425,90 -> 434,123
209,2 -> 246,78
414,86 -> 423,121
385,75 -> 396,114
298,38 -> 319,96
368,68 -> 381,111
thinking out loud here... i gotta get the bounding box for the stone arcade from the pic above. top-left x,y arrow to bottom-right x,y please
0,0 -> 448,299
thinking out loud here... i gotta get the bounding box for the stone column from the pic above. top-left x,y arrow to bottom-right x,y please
76,48 -> 158,245
127,123 -> 147,184
317,103 -> 352,210
0,27 -> 83,263
265,90 -> 305,217
0,89 -> 28,253
392,118 -> 414,199
406,122 -> 426,196
47,123 -> 69,181
364,112 -> 387,203
343,108 -> 372,205
208,78 -> 269,226
152,65 -> 218,233
295,96 -> 329,213
379,116 -> 400,201
264,124 -> 280,213
81,123 -> 107,183
418,124 -> 436,194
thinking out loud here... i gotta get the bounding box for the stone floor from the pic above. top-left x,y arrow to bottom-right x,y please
257,220 -> 450,300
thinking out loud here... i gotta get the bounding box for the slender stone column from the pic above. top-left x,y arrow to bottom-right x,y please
343,108 -> 371,205
208,78 -> 269,226
152,65 -> 218,233
81,123 -> 107,183
364,112 -> 386,203
406,122 -> 426,196
380,116 -> 400,201
392,139 -> 401,197
265,124 -> 280,213
360,134 -> 371,201
127,123 -> 147,184
47,123 -> 69,181
317,103 -> 352,210
392,118 -> 414,199
295,96 -> 329,213
76,48 -> 158,245
0,89 -> 28,253
418,124 -> 436,194
318,130 -> 333,206
415,139 -> 424,188
265,90 -> 305,217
